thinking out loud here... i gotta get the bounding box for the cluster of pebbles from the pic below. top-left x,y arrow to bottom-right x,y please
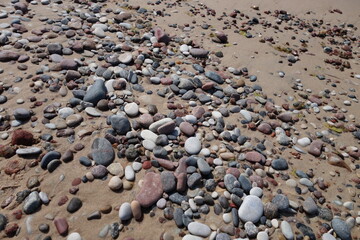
0,0 -> 359,240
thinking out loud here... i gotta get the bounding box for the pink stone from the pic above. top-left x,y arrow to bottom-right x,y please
154,27 -> 170,44
54,218 -> 68,236
257,123 -> 272,134
154,157 -> 176,171
308,140 -> 323,157
139,114 -> 153,128
136,172 -> 163,208
245,151 -> 265,163
192,106 -> 205,119
179,122 -> 195,136
226,168 -> 240,178
176,172 -> 187,192
160,77 -> 172,85
277,113 -> 293,122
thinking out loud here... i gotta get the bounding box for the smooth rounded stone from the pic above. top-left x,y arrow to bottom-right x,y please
299,178 -> 313,187
303,197 -> 318,215
281,221 -> 294,240
110,115 -> 131,135
182,235 -> 204,240
23,191 -> 41,214
240,110 -> 252,121
142,140 -> 156,150
119,202 -> 132,221
331,218 -> 352,240
108,176 -> 123,190
132,162 -> 142,172
156,198 -> 167,209
238,195 -> 263,223
322,233 -> 336,240
39,192 -> 49,204
136,172 -> 163,208
272,194 -> 289,211
124,102 -> 139,117
13,108 -> 30,120
125,165 -> 135,181
66,114 -> 83,127
118,52 -> 133,64
197,158 -> 211,175
130,200 -> 142,220
67,198 -> 82,213
16,147 -> 42,155
91,138 -> 114,166
223,213 -> 232,223
58,107 -> 74,119
286,179 -> 297,187
245,221 -> 258,238
297,137 -> 311,147
180,122 -> 195,136
189,48 -> 209,58
47,159 -> 61,172
85,107 -> 101,117
161,171 -> 176,193
107,163 -> 124,176
185,137 -> 201,155
188,222 -> 211,237
41,151 -> 61,169
271,158 -> 288,170
140,130 -> 158,142
250,187 -> 263,197
215,233 -> 231,240
54,218 -> 68,236
98,224 -> 110,238
0,95 -> 7,104
91,165 -> 108,178
224,174 -> 237,192
83,79 -> 107,105
67,232 -> 82,240
245,151 -> 265,163
149,118 -> 173,132
257,231 -> 269,240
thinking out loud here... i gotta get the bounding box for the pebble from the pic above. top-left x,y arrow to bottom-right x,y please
188,222 -> 211,237
119,202 -> 132,221
91,138 -> 115,166
185,137 -> 201,155
238,195 -> 263,223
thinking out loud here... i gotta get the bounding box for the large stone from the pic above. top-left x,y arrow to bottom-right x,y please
189,48 -> 209,58
110,115 -> 131,135
11,129 -> 34,146
40,151 -> 61,169
154,27 -> 170,44
238,195 -> 263,223
308,140 -> 323,157
83,79 -> 107,105
185,137 -> 201,155
0,51 -> 20,62
136,172 -> 163,208
205,71 -> 224,84
331,218 -> 352,240
245,151 -> 265,163
23,191 -> 41,214
91,138 -> 115,166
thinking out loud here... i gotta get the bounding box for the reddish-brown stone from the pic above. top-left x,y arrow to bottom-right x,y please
0,145 -> 16,158
5,223 -> 19,237
54,218 -> 68,236
4,159 -> 25,175
245,151 -> 266,163
58,196 -> 69,206
136,172 -> 163,208
11,129 -> 34,146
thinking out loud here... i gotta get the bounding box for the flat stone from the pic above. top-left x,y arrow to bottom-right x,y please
16,147 -> 42,155
67,197 -> 82,213
271,158 -> 288,170
245,151 -> 265,163
281,221 -> 294,240
83,79 -> 107,105
187,222 -> 211,237
136,172 -> 163,208
272,194 -> 289,211
303,197 -> 318,215
54,218 -> 68,236
67,232 -> 82,240
189,48 -> 209,58
238,195 -> 263,223
110,115 -> 131,135
205,71 -> 224,84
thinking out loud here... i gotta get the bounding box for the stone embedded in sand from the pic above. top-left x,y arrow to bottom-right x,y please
13,108 -> 30,120
154,27 -> 170,44
277,112 -> 293,122
83,79 -> 107,105
245,151 -> 265,163
205,71 -> 224,84
0,214 -> 7,231
47,43 -> 63,55
60,59 -> 78,70
91,138 -> 114,166
0,145 -> 16,158
331,218 -> 352,240
189,48 -> 209,58
67,197 -> 82,213
0,51 -> 20,62
136,172 -> 163,208
308,140 -> 323,157
179,122 -> 195,136
54,218 -> 68,236
257,122 -> 272,134
213,31 -> 228,43
119,202 -> 132,221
